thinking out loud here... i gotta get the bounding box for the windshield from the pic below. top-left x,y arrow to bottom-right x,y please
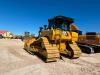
56,24 -> 68,30
48,19 -> 71,30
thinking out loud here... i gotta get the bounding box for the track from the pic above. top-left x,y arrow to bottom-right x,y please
32,37 -> 60,62
66,42 -> 81,58
69,43 -> 81,58
78,44 -> 94,54
78,44 -> 100,54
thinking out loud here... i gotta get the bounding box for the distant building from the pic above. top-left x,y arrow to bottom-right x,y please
0,30 -> 13,39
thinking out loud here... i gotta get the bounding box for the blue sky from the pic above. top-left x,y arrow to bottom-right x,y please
0,0 -> 100,35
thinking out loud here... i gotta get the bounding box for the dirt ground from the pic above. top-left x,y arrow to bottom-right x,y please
0,39 -> 100,75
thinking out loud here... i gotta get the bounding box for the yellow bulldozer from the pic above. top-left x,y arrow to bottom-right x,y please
24,16 -> 81,62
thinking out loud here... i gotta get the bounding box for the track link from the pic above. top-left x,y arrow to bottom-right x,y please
40,37 -> 60,62
32,37 -> 60,62
78,44 -> 94,54
67,42 -> 81,58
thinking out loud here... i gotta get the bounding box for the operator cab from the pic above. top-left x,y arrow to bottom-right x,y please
48,16 -> 73,31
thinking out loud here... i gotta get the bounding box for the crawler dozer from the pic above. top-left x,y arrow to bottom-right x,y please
24,16 -> 81,62
78,32 -> 100,54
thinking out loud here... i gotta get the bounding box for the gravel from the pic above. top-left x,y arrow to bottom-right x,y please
0,39 -> 100,75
